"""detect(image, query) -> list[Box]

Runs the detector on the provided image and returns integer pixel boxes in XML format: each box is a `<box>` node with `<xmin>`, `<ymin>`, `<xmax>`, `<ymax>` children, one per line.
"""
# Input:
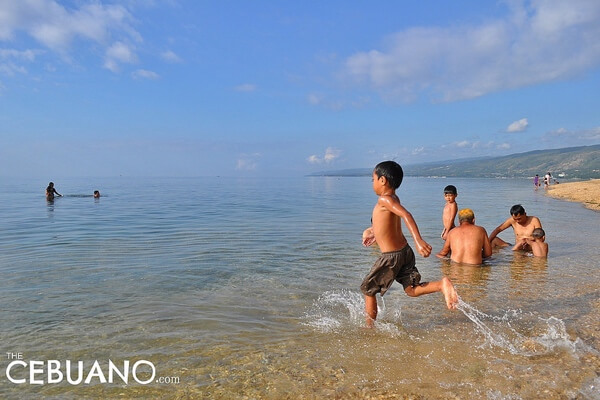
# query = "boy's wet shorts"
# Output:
<box><xmin>360</xmin><ymin>245</ymin><xmax>420</xmax><ymax>296</ymax></box>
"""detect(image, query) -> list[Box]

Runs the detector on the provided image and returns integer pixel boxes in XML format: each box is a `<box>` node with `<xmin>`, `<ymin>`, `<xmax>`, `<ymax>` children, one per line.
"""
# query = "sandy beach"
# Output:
<box><xmin>546</xmin><ymin>179</ymin><xmax>600</xmax><ymax>211</ymax></box>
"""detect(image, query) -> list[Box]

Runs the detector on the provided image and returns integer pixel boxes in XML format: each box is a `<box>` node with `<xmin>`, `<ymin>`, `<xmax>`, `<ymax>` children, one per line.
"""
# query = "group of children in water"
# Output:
<box><xmin>359</xmin><ymin>161</ymin><xmax>548</xmax><ymax>326</ymax></box>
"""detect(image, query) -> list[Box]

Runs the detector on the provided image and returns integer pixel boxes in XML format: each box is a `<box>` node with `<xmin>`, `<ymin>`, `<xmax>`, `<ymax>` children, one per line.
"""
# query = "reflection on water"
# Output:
<box><xmin>440</xmin><ymin>259</ymin><xmax>492</xmax><ymax>303</ymax></box>
<box><xmin>509</xmin><ymin>253</ymin><xmax>549</xmax><ymax>300</ymax></box>
<box><xmin>0</xmin><ymin>177</ymin><xmax>599</xmax><ymax>399</ymax></box>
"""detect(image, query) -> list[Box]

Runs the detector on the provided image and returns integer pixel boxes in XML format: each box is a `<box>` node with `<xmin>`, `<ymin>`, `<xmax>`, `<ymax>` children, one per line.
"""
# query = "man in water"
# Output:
<box><xmin>488</xmin><ymin>204</ymin><xmax>542</xmax><ymax>251</ymax></box>
<box><xmin>436</xmin><ymin>208</ymin><xmax>492</xmax><ymax>264</ymax></box>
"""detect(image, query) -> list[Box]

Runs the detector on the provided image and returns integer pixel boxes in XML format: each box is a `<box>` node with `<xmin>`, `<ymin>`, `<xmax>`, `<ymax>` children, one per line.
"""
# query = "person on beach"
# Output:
<box><xmin>45</xmin><ymin>182</ymin><xmax>62</xmax><ymax>201</ymax></box>
<box><xmin>361</xmin><ymin>161</ymin><xmax>458</xmax><ymax>327</ymax></box>
<box><xmin>517</xmin><ymin>227</ymin><xmax>548</xmax><ymax>257</ymax></box>
<box><xmin>93</xmin><ymin>190</ymin><xmax>100</xmax><ymax>198</ymax></box>
<box><xmin>436</xmin><ymin>208</ymin><xmax>492</xmax><ymax>265</ymax></box>
<box><xmin>441</xmin><ymin>185</ymin><xmax>458</xmax><ymax>240</ymax></box>
<box><xmin>488</xmin><ymin>204</ymin><xmax>542</xmax><ymax>251</ymax></box>
<box><xmin>533</xmin><ymin>175</ymin><xmax>540</xmax><ymax>190</ymax></box>
<box><xmin>544</xmin><ymin>172</ymin><xmax>552</xmax><ymax>189</ymax></box>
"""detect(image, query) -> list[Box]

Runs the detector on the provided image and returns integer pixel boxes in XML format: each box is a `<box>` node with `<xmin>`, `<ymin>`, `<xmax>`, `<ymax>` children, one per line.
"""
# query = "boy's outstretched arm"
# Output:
<box><xmin>378</xmin><ymin>195</ymin><xmax>432</xmax><ymax>257</ymax></box>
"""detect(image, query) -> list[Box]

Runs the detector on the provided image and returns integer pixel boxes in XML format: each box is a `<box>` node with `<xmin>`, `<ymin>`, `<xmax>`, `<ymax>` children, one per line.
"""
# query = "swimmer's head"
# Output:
<box><xmin>458</xmin><ymin>208</ymin><xmax>474</xmax><ymax>223</ymax></box>
<box><xmin>532</xmin><ymin>228</ymin><xmax>545</xmax><ymax>239</ymax></box>
<box><xmin>443</xmin><ymin>185</ymin><xmax>457</xmax><ymax>195</ymax></box>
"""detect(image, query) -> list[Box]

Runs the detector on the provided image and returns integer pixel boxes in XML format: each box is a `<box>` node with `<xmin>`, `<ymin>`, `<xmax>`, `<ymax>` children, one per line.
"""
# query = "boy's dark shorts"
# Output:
<box><xmin>360</xmin><ymin>245</ymin><xmax>420</xmax><ymax>296</ymax></box>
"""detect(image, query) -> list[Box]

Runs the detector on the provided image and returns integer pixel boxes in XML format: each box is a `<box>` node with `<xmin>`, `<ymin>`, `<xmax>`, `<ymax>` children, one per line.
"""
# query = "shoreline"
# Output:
<box><xmin>545</xmin><ymin>179</ymin><xmax>600</xmax><ymax>211</ymax></box>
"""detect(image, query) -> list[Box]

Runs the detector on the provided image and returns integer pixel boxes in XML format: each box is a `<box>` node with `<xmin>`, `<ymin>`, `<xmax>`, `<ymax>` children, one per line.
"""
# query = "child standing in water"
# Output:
<box><xmin>361</xmin><ymin>161</ymin><xmax>458</xmax><ymax>327</ymax></box>
<box><xmin>441</xmin><ymin>185</ymin><xmax>458</xmax><ymax>240</ymax></box>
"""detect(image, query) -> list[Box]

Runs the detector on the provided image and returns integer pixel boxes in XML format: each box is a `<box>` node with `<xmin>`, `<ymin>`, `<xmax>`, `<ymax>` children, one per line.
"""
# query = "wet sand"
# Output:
<box><xmin>545</xmin><ymin>179</ymin><xmax>600</xmax><ymax>211</ymax></box>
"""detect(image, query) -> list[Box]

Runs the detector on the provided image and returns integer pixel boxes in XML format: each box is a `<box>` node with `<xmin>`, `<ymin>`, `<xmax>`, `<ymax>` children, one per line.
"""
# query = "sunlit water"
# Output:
<box><xmin>0</xmin><ymin>176</ymin><xmax>598</xmax><ymax>399</ymax></box>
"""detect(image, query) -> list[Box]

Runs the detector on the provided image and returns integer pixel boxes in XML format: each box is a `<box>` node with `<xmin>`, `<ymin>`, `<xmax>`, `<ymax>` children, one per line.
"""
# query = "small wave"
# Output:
<box><xmin>457</xmin><ymin>298</ymin><xmax>597</xmax><ymax>358</ymax></box>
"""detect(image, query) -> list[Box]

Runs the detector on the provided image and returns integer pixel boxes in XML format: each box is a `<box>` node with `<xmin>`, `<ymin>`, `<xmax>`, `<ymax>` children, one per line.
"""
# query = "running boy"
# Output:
<box><xmin>361</xmin><ymin>161</ymin><xmax>458</xmax><ymax>327</ymax></box>
<box><xmin>441</xmin><ymin>185</ymin><xmax>458</xmax><ymax>240</ymax></box>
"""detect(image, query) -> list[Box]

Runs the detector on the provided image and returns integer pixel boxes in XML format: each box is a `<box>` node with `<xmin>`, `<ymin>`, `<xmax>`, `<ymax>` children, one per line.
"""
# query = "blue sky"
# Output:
<box><xmin>1</xmin><ymin>0</ymin><xmax>599</xmax><ymax>178</ymax></box>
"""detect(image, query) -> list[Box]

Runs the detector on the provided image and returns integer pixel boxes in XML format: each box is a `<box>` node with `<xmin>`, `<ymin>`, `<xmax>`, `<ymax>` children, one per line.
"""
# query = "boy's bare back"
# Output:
<box><xmin>527</xmin><ymin>238</ymin><xmax>548</xmax><ymax>257</ymax></box>
<box><xmin>442</xmin><ymin>202</ymin><xmax>458</xmax><ymax>240</ymax></box>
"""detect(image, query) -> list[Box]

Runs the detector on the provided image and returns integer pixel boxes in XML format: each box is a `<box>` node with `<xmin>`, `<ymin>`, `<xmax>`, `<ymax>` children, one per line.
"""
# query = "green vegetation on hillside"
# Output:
<box><xmin>310</xmin><ymin>145</ymin><xmax>600</xmax><ymax>179</ymax></box>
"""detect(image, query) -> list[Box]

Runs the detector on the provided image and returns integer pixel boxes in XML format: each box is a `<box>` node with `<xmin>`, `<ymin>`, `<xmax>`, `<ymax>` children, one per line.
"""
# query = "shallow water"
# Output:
<box><xmin>0</xmin><ymin>176</ymin><xmax>598</xmax><ymax>399</ymax></box>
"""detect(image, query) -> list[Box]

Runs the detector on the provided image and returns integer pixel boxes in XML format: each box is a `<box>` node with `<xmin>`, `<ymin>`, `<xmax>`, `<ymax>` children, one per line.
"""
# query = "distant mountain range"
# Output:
<box><xmin>309</xmin><ymin>144</ymin><xmax>600</xmax><ymax>180</ymax></box>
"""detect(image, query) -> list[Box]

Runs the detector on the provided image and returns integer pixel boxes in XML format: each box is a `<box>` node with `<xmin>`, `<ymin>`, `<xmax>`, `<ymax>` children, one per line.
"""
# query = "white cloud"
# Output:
<box><xmin>544</xmin><ymin>126</ymin><xmax>600</xmax><ymax>141</ymax></box>
<box><xmin>497</xmin><ymin>143</ymin><xmax>511</xmax><ymax>150</ymax></box>
<box><xmin>0</xmin><ymin>48</ymin><xmax>37</xmax><ymax>61</ymax></box>
<box><xmin>305</xmin><ymin>92</ymin><xmax>348</xmax><ymax>111</ymax></box>
<box><xmin>411</xmin><ymin>146</ymin><xmax>425</xmax><ymax>155</ymax></box>
<box><xmin>0</xmin><ymin>49</ymin><xmax>39</xmax><ymax>76</ymax></box>
<box><xmin>234</xmin><ymin>83</ymin><xmax>257</xmax><ymax>92</ymax></box>
<box><xmin>342</xmin><ymin>0</ymin><xmax>600</xmax><ymax>102</ymax></box>
<box><xmin>161</xmin><ymin>50</ymin><xmax>181</xmax><ymax>63</ymax></box>
<box><xmin>132</xmin><ymin>69</ymin><xmax>159</xmax><ymax>80</ymax></box>
<box><xmin>0</xmin><ymin>0</ymin><xmax>140</xmax><ymax>72</ymax></box>
<box><xmin>307</xmin><ymin>147</ymin><xmax>341</xmax><ymax>164</ymax></box>
<box><xmin>0</xmin><ymin>62</ymin><xmax>26</xmax><ymax>76</ymax></box>
<box><xmin>455</xmin><ymin>140</ymin><xmax>473</xmax><ymax>148</ymax></box>
<box><xmin>307</xmin><ymin>155</ymin><xmax>320</xmax><ymax>164</ymax></box>
<box><xmin>507</xmin><ymin>118</ymin><xmax>529</xmax><ymax>132</ymax></box>
<box><xmin>104</xmin><ymin>41</ymin><xmax>137</xmax><ymax>72</ymax></box>
<box><xmin>236</xmin><ymin>153</ymin><xmax>262</xmax><ymax>171</ymax></box>
<box><xmin>307</xmin><ymin>93</ymin><xmax>321</xmax><ymax>105</ymax></box>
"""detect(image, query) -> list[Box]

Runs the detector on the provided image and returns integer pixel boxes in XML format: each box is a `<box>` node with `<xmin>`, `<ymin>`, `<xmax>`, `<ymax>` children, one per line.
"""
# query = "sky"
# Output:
<box><xmin>1</xmin><ymin>0</ymin><xmax>600</xmax><ymax>178</ymax></box>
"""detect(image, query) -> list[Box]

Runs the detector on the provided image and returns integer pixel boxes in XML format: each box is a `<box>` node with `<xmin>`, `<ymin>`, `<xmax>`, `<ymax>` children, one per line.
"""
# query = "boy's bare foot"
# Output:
<box><xmin>441</xmin><ymin>277</ymin><xmax>458</xmax><ymax>310</ymax></box>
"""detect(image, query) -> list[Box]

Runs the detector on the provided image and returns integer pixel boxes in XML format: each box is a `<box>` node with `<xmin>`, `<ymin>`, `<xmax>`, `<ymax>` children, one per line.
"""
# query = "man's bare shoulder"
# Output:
<box><xmin>530</xmin><ymin>216</ymin><xmax>542</xmax><ymax>225</ymax></box>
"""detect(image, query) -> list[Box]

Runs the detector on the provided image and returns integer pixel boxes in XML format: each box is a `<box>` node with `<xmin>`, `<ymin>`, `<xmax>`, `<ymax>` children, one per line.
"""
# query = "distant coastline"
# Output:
<box><xmin>546</xmin><ymin>179</ymin><xmax>600</xmax><ymax>211</ymax></box>
<box><xmin>309</xmin><ymin>144</ymin><xmax>600</xmax><ymax>180</ymax></box>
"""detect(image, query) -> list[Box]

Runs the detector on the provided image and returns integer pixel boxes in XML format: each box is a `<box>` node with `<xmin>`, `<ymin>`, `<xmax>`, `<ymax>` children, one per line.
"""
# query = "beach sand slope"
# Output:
<box><xmin>546</xmin><ymin>179</ymin><xmax>600</xmax><ymax>211</ymax></box>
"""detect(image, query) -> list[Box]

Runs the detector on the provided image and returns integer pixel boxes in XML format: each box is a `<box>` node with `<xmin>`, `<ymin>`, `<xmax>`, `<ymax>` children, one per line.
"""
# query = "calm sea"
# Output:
<box><xmin>0</xmin><ymin>176</ymin><xmax>598</xmax><ymax>399</ymax></box>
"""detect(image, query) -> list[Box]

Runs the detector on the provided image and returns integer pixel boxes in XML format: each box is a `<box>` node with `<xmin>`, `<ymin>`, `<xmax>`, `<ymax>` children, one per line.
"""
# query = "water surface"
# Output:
<box><xmin>0</xmin><ymin>177</ymin><xmax>598</xmax><ymax>399</ymax></box>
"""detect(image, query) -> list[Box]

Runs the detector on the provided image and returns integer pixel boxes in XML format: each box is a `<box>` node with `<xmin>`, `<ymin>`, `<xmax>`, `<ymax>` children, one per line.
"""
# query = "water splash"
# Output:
<box><xmin>457</xmin><ymin>298</ymin><xmax>596</xmax><ymax>358</ymax></box>
<box><xmin>302</xmin><ymin>290</ymin><xmax>403</xmax><ymax>335</ymax></box>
